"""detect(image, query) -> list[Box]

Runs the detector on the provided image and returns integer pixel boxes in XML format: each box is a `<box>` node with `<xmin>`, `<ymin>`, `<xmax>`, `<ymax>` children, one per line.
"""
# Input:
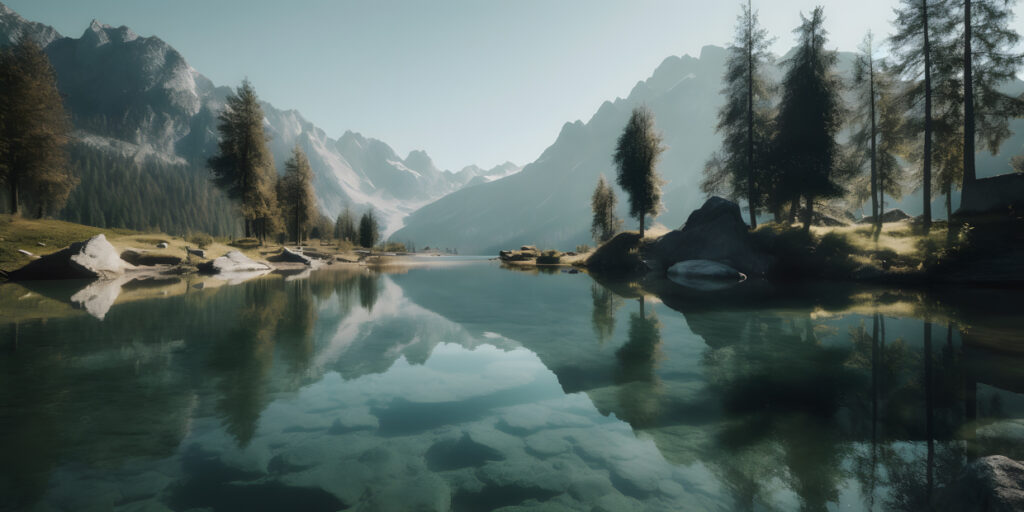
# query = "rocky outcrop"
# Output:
<box><xmin>499</xmin><ymin>246</ymin><xmax>541</xmax><ymax>262</ymax></box>
<box><xmin>585</xmin><ymin>233</ymin><xmax>644</xmax><ymax>275</ymax></box>
<box><xmin>196</xmin><ymin>251</ymin><xmax>270</xmax><ymax>275</ymax></box>
<box><xmin>646</xmin><ymin>197</ymin><xmax>773</xmax><ymax>276</ymax></box>
<box><xmin>937</xmin><ymin>455</ymin><xmax>1024</xmax><ymax>512</ymax></box>
<box><xmin>8</xmin><ymin>234</ymin><xmax>134</xmax><ymax>281</ymax></box>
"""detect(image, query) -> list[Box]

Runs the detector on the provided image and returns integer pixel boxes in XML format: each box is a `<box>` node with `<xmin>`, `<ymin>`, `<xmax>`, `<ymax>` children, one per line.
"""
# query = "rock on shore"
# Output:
<box><xmin>197</xmin><ymin>251</ymin><xmax>271</xmax><ymax>274</ymax></box>
<box><xmin>8</xmin><ymin>234</ymin><xmax>135</xmax><ymax>281</ymax></box>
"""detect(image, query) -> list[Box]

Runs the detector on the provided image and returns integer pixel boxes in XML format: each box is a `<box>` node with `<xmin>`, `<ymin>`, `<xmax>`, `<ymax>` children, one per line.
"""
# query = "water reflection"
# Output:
<box><xmin>0</xmin><ymin>264</ymin><xmax>1022</xmax><ymax>511</ymax></box>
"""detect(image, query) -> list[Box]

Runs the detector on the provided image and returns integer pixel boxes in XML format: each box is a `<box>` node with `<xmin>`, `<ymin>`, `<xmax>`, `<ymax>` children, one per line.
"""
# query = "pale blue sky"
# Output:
<box><xmin>6</xmin><ymin>1</ymin><xmax>1022</xmax><ymax>170</ymax></box>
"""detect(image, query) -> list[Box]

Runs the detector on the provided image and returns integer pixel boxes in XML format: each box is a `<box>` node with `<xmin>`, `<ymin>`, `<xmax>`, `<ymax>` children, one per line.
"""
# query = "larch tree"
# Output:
<box><xmin>613</xmin><ymin>106</ymin><xmax>665</xmax><ymax>239</ymax></box>
<box><xmin>208</xmin><ymin>79</ymin><xmax>278</xmax><ymax>244</ymax></box>
<box><xmin>772</xmin><ymin>7</ymin><xmax>844</xmax><ymax>230</ymax></box>
<box><xmin>703</xmin><ymin>0</ymin><xmax>774</xmax><ymax>228</ymax></box>
<box><xmin>590</xmin><ymin>174</ymin><xmax>620</xmax><ymax>244</ymax></box>
<box><xmin>0</xmin><ymin>35</ymin><xmax>74</xmax><ymax>216</ymax></box>
<box><xmin>850</xmin><ymin>32</ymin><xmax>884</xmax><ymax>229</ymax></box>
<box><xmin>278</xmin><ymin>145</ymin><xmax>318</xmax><ymax>245</ymax></box>
<box><xmin>890</xmin><ymin>0</ymin><xmax>952</xmax><ymax>234</ymax></box>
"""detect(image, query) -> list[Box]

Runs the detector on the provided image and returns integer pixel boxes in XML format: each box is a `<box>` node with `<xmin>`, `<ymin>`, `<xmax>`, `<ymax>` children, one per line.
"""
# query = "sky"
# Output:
<box><xmin>5</xmin><ymin>0</ymin><xmax>1023</xmax><ymax>171</ymax></box>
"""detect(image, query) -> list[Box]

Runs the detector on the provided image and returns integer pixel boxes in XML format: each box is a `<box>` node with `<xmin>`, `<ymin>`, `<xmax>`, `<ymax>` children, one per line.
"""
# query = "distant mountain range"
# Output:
<box><xmin>394</xmin><ymin>47</ymin><xmax>1024</xmax><ymax>254</ymax></box>
<box><xmin>0</xmin><ymin>2</ymin><xmax>519</xmax><ymax>235</ymax></box>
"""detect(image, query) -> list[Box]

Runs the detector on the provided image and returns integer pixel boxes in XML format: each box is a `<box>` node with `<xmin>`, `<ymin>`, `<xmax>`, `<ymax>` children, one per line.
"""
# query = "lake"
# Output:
<box><xmin>2</xmin><ymin>260</ymin><xmax>1023</xmax><ymax>511</ymax></box>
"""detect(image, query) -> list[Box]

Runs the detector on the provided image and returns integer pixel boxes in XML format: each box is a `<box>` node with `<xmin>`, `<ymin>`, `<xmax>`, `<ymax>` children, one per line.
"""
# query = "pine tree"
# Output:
<box><xmin>851</xmin><ymin>32</ymin><xmax>884</xmax><ymax>229</ymax></box>
<box><xmin>890</xmin><ymin>0</ymin><xmax>953</xmax><ymax>233</ymax></box>
<box><xmin>772</xmin><ymin>7</ymin><xmax>844</xmax><ymax>230</ymax></box>
<box><xmin>590</xmin><ymin>175</ymin><xmax>620</xmax><ymax>244</ymax></box>
<box><xmin>950</xmin><ymin>0</ymin><xmax>1024</xmax><ymax>192</ymax></box>
<box><xmin>358</xmin><ymin>209</ymin><xmax>379</xmax><ymax>249</ymax></box>
<box><xmin>702</xmin><ymin>0</ymin><xmax>774</xmax><ymax>228</ymax></box>
<box><xmin>334</xmin><ymin>204</ymin><xmax>357</xmax><ymax>242</ymax></box>
<box><xmin>208</xmin><ymin>79</ymin><xmax>278</xmax><ymax>243</ymax></box>
<box><xmin>278</xmin><ymin>145</ymin><xmax>318</xmax><ymax>245</ymax></box>
<box><xmin>613</xmin><ymin>106</ymin><xmax>665</xmax><ymax>239</ymax></box>
<box><xmin>0</xmin><ymin>35</ymin><xmax>74</xmax><ymax>216</ymax></box>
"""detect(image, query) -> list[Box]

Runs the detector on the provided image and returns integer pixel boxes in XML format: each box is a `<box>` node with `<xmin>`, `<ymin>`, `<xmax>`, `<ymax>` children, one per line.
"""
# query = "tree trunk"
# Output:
<box><xmin>869</xmin><ymin>58</ymin><xmax>879</xmax><ymax>230</ymax></box>
<box><xmin>788</xmin><ymin>196</ymin><xmax>799</xmax><ymax>225</ymax></box>
<box><xmin>10</xmin><ymin>177</ymin><xmax>18</xmax><ymax>215</ymax></box>
<box><xmin>963</xmin><ymin>0</ymin><xmax>976</xmax><ymax>193</ymax></box>
<box><xmin>746</xmin><ymin>9</ymin><xmax>757</xmax><ymax>229</ymax></box>
<box><xmin>922</xmin><ymin>0</ymin><xmax>933</xmax><ymax>235</ymax></box>
<box><xmin>639</xmin><ymin>213</ymin><xmax>645</xmax><ymax>240</ymax></box>
<box><xmin>802</xmin><ymin>196</ymin><xmax>813</xmax><ymax>231</ymax></box>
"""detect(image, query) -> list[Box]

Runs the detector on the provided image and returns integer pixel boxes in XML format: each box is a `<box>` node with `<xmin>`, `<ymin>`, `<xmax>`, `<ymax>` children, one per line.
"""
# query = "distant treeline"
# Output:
<box><xmin>58</xmin><ymin>145</ymin><xmax>239</xmax><ymax>237</ymax></box>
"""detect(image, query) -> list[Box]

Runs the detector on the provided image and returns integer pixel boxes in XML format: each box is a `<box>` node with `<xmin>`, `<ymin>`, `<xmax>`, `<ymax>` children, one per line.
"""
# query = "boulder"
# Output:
<box><xmin>186</xmin><ymin>247</ymin><xmax>206</xmax><ymax>258</ymax></box>
<box><xmin>120</xmin><ymin>248</ymin><xmax>182</xmax><ymax>266</ymax></box>
<box><xmin>268</xmin><ymin>247</ymin><xmax>313</xmax><ymax>265</ymax></box>
<box><xmin>858</xmin><ymin>208</ymin><xmax>912</xmax><ymax>224</ymax></box>
<box><xmin>196</xmin><ymin>251</ymin><xmax>270</xmax><ymax>274</ymax></box>
<box><xmin>499</xmin><ymin>246</ymin><xmax>541</xmax><ymax>262</ymax></box>
<box><xmin>937</xmin><ymin>455</ymin><xmax>1024</xmax><ymax>512</ymax></box>
<box><xmin>585</xmin><ymin>232</ymin><xmax>644</xmax><ymax>275</ymax></box>
<box><xmin>9</xmin><ymin>234</ymin><xmax>135</xmax><ymax>281</ymax></box>
<box><xmin>646</xmin><ymin>197</ymin><xmax>773</xmax><ymax>276</ymax></box>
<box><xmin>156</xmin><ymin>242</ymin><xmax>169</xmax><ymax>249</ymax></box>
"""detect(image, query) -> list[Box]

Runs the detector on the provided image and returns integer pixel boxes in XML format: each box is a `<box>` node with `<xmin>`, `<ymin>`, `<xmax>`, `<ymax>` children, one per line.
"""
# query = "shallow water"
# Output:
<box><xmin>1</xmin><ymin>261</ymin><xmax>1022</xmax><ymax>511</ymax></box>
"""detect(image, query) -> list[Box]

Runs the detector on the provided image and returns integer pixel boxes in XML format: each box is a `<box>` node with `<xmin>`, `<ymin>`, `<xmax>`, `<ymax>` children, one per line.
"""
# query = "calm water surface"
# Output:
<box><xmin>1</xmin><ymin>260</ymin><xmax>1023</xmax><ymax>511</ymax></box>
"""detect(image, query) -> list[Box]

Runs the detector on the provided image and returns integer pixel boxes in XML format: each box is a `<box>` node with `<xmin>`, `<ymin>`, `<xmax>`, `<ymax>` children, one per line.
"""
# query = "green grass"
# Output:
<box><xmin>0</xmin><ymin>214</ymin><xmax>136</xmax><ymax>273</ymax></box>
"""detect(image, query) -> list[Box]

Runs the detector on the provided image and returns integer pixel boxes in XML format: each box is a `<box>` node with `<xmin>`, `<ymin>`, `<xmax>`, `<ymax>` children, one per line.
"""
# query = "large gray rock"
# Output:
<box><xmin>269</xmin><ymin>247</ymin><xmax>313</xmax><ymax>265</ymax></box>
<box><xmin>196</xmin><ymin>251</ymin><xmax>270</xmax><ymax>274</ymax></box>
<box><xmin>8</xmin><ymin>234</ymin><xmax>135</xmax><ymax>281</ymax></box>
<box><xmin>646</xmin><ymin>197</ymin><xmax>772</xmax><ymax>276</ymax></box>
<box><xmin>937</xmin><ymin>455</ymin><xmax>1024</xmax><ymax>512</ymax></box>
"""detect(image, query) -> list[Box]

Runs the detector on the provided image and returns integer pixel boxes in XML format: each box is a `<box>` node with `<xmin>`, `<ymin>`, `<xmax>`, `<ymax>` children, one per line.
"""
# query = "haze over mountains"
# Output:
<box><xmin>0</xmin><ymin>2</ymin><xmax>519</xmax><ymax>235</ymax></box>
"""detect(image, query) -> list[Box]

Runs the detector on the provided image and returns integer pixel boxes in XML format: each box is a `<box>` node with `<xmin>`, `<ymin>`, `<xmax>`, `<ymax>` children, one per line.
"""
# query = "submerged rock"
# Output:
<box><xmin>667</xmin><ymin>260</ymin><xmax>746</xmax><ymax>291</ymax></box>
<box><xmin>937</xmin><ymin>455</ymin><xmax>1024</xmax><ymax>512</ymax></box>
<box><xmin>197</xmin><ymin>251</ymin><xmax>270</xmax><ymax>275</ymax></box>
<box><xmin>9</xmin><ymin>234</ymin><xmax>135</xmax><ymax>281</ymax></box>
<box><xmin>646</xmin><ymin>197</ymin><xmax>772</xmax><ymax>276</ymax></box>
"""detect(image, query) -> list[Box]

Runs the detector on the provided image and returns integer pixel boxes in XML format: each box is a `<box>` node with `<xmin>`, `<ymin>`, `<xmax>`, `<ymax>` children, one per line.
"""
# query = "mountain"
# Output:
<box><xmin>0</xmin><ymin>2</ymin><xmax>519</xmax><ymax>236</ymax></box>
<box><xmin>394</xmin><ymin>46</ymin><xmax>1024</xmax><ymax>254</ymax></box>
<box><xmin>393</xmin><ymin>47</ymin><xmax>729</xmax><ymax>254</ymax></box>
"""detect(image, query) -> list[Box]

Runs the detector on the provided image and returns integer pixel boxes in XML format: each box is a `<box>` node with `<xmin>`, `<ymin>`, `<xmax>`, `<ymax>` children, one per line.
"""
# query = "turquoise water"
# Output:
<box><xmin>1</xmin><ymin>261</ymin><xmax>1022</xmax><ymax>511</ymax></box>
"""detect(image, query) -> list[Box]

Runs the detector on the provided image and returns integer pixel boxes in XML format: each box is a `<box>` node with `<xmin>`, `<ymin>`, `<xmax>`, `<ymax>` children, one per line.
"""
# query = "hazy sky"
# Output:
<box><xmin>6</xmin><ymin>1</ymin><xmax>1023</xmax><ymax>170</ymax></box>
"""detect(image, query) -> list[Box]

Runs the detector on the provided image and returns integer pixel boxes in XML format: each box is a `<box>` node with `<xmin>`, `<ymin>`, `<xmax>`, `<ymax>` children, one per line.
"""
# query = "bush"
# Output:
<box><xmin>575</xmin><ymin>244</ymin><xmax>592</xmax><ymax>254</ymax></box>
<box><xmin>189</xmin><ymin>232</ymin><xmax>214</xmax><ymax>249</ymax></box>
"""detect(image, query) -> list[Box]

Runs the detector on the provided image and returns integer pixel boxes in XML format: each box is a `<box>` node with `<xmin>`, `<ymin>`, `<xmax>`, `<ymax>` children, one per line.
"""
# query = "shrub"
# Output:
<box><xmin>575</xmin><ymin>244</ymin><xmax>592</xmax><ymax>254</ymax></box>
<box><xmin>189</xmin><ymin>232</ymin><xmax>214</xmax><ymax>249</ymax></box>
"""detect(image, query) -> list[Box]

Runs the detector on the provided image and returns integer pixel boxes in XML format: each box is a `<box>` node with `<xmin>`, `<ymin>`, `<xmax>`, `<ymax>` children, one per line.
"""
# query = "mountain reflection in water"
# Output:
<box><xmin>1</xmin><ymin>261</ymin><xmax>1022</xmax><ymax>511</ymax></box>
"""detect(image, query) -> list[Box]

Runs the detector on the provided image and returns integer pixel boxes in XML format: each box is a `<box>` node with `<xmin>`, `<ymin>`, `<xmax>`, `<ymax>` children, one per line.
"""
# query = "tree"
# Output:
<box><xmin>278</xmin><ymin>145</ymin><xmax>318</xmax><ymax>245</ymax></box>
<box><xmin>956</xmin><ymin>0</ymin><xmax>1024</xmax><ymax>192</ymax></box>
<box><xmin>613</xmin><ymin>106</ymin><xmax>665</xmax><ymax>238</ymax></box>
<box><xmin>590</xmin><ymin>174</ymin><xmax>620</xmax><ymax>244</ymax></box>
<box><xmin>890</xmin><ymin>0</ymin><xmax>953</xmax><ymax>234</ymax></box>
<box><xmin>358</xmin><ymin>209</ymin><xmax>379</xmax><ymax>249</ymax></box>
<box><xmin>703</xmin><ymin>0</ymin><xmax>774</xmax><ymax>228</ymax></box>
<box><xmin>772</xmin><ymin>7</ymin><xmax>844</xmax><ymax>230</ymax></box>
<box><xmin>208</xmin><ymin>79</ymin><xmax>278</xmax><ymax>244</ymax></box>
<box><xmin>851</xmin><ymin>32</ymin><xmax>883</xmax><ymax>229</ymax></box>
<box><xmin>335</xmin><ymin>204</ymin><xmax>357</xmax><ymax>242</ymax></box>
<box><xmin>0</xmin><ymin>36</ymin><xmax>74</xmax><ymax>216</ymax></box>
